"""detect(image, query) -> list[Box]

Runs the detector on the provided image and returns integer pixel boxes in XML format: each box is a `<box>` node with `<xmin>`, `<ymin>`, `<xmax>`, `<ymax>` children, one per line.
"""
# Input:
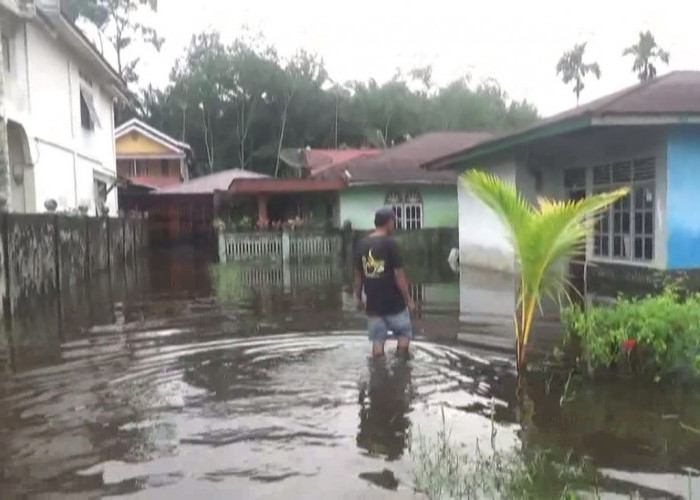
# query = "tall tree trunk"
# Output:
<box><xmin>334</xmin><ymin>95</ymin><xmax>339</xmax><ymax>149</ymax></box>
<box><xmin>208</xmin><ymin>114</ymin><xmax>214</xmax><ymax>173</ymax></box>
<box><xmin>0</xmin><ymin>22</ymin><xmax>11</xmax><ymax>211</ymax></box>
<box><xmin>180</xmin><ymin>105</ymin><xmax>186</xmax><ymax>141</ymax></box>
<box><xmin>238</xmin><ymin>102</ymin><xmax>245</xmax><ymax>169</ymax></box>
<box><xmin>274</xmin><ymin>98</ymin><xmax>291</xmax><ymax>178</ymax></box>
<box><xmin>201</xmin><ymin>106</ymin><xmax>214</xmax><ymax>173</ymax></box>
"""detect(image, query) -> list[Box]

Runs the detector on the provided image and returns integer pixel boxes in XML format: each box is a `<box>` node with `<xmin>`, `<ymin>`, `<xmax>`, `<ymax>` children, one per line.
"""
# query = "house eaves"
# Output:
<box><xmin>36</xmin><ymin>8</ymin><xmax>127</xmax><ymax>100</ymax></box>
<box><xmin>116</xmin><ymin>118</ymin><xmax>191</xmax><ymax>154</ymax></box>
<box><xmin>424</xmin><ymin>116</ymin><xmax>592</xmax><ymax>169</ymax></box>
<box><xmin>425</xmin><ymin>111</ymin><xmax>700</xmax><ymax>170</ymax></box>
<box><xmin>424</xmin><ymin>71</ymin><xmax>700</xmax><ymax>170</ymax></box>
<box><xmin>590</xmin><ymin>112</ymin><xmax>700</xmax><ymax>126</ymax></box>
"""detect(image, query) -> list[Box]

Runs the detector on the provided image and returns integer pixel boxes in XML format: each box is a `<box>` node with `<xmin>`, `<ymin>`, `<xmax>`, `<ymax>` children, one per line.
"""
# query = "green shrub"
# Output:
<box><xmin>562</xmin><ymin>285</ymin><xmax>700</xmax><ymax>378</ymax></box>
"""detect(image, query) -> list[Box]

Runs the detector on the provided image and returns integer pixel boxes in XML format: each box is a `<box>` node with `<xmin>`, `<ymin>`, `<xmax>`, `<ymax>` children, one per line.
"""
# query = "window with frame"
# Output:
<box><xmin>94</xmin><ymin>179</ymin><xmax>107</xmax><ymax>212</ymax></box>
<box><xmin>79</xmin><ymin>86</ymin><xmax>101</xmax><ymax>131</ymax></box>
<box><xmin>592</xmin><ymin>157</ymin><xmax>655</xmax><ymax>262</ymax></box>
<box><xmin>161</xmin><ymin>159</ymin><xmax>169</xmax><ymax>177</ymax></box>
<box><xmin>385</xmin><ymin>190</ymin><xmax>423</xmax><ymax>230</ymax></box>
<box><xmin>134</xmin><ymin>161</ymin><xmax>147</xmax><ymax>176</ymax></box>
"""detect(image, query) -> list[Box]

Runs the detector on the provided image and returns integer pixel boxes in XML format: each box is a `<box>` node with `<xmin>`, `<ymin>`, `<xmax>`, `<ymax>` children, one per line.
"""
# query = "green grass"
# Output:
<box><xmin>410</xmin><ymin>410</ymin><xmax>599</xmax><ymax>499</ymax></box>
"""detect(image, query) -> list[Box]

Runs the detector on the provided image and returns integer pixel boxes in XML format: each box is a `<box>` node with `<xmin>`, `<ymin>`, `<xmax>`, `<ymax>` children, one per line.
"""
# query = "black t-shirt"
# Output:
<box><xmin>355</xmin><ymin>234</ymin><xmax>405</xmax><ymax>316</ymax></box>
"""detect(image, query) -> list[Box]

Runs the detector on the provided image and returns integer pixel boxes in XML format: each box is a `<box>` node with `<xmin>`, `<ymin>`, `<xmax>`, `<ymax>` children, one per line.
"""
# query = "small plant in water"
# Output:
<box><xmin>560</xmin><ymin>371</ymin><xmax>576</xmax><ymax>407</ymax></box>
<box><xmin>461</xmin><ymin>170</ymin><xmax>627</xmax><ymax>372</ymax></box>
<box><xmin>411</xmin><ymin>407</ymin><xmax>599</xmax><ymax>499</ymax></box>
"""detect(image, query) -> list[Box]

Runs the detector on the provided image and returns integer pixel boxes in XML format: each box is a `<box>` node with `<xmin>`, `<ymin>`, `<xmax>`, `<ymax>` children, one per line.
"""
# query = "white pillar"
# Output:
<box><xmin>218</xmin><ymin>229</ymin><xmax>226</xmax><ymax>263</ymax></box>
<box><xmin>282</xmin><ymin>230</ymin><xmax>290</xmax><ymax>264</ymax></box>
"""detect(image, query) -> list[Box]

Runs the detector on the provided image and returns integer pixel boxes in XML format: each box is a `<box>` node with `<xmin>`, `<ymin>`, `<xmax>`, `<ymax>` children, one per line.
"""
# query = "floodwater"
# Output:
<box><xmin>0</xmin><ymin>248</ymin><xmax>698</xmax><ymax>499</ymax></box>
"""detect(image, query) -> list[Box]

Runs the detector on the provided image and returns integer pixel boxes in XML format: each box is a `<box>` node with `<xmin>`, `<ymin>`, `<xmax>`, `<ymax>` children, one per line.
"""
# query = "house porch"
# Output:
<box><xmin>218</xmin><ymin>177</ymin><xmax>344</xmax><ymax>231</ymax></box>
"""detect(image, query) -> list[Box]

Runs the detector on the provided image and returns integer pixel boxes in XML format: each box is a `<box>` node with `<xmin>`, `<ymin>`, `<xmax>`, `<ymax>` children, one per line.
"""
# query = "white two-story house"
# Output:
<box><xmin>0</xmin><ymin>0</ymin><xmax>125</xmax><ymax>213</ymax></box>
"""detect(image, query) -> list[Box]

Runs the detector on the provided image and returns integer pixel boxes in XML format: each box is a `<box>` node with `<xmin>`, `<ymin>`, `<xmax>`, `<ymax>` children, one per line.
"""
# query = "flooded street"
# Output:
<box><xmin>0</xmin><ymin>248</ymin><xmax>699</xmax><ymax>498</ymax></box>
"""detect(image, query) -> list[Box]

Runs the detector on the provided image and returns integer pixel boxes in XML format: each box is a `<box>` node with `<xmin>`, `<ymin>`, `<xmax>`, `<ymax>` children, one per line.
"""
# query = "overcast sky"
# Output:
<box><xmin>112</xmin><ymin>0</ymin><xmax>700</xmax><ymax>117</ymax></box>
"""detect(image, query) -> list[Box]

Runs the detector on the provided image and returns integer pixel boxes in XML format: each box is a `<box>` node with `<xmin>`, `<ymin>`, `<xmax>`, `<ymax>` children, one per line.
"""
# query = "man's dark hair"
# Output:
<box><xmin>374</xmin><ymin>207</ymin><xmax>395</xmax><ymax>228</ymax></box>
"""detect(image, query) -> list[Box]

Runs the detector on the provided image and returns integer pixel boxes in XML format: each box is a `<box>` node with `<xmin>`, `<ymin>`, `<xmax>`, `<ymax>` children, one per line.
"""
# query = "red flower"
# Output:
<box><xmin>621</xmin><ymin>339</ymin><xmax>637</xmax><ymax>353</ymax></box>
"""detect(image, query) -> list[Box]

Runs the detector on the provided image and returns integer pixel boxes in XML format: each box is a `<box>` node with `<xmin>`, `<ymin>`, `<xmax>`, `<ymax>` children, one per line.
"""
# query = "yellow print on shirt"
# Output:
<box><xmin>362</xmin><ymin>249</ymin><xmax>385</xmax><ymax>278</ymax></box>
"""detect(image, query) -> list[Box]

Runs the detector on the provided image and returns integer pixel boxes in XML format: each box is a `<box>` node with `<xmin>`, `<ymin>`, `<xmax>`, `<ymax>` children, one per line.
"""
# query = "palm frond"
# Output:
<box><xmin>461</xmin><ymin>169</ymin><xmax>628</xmax><ymax>369</ymax></box>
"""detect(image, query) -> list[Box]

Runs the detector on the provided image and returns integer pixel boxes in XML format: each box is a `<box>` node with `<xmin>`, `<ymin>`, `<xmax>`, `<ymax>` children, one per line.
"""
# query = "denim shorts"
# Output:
<box><xmin>367</xmin><ymin>308</ymin><xmax>413</xmax><ymax>342</ymax></box>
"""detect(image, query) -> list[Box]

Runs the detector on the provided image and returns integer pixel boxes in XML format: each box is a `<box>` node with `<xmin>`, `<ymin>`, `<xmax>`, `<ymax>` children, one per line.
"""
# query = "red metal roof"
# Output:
<box><xmin>157</xmin><ymin>169</ymin><xmax>269</xmax><ymax>195</ymax></box>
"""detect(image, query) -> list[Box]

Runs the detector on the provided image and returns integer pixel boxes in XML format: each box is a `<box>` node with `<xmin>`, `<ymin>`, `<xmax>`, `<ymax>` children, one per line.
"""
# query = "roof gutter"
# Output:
<box><xmin>423</xmin><ymin>115</ymin><xmax>592</xmax><ymax>170</ymax></box>
<box><xmin>591</xmin><ymin>112</ymin><xmax>700</xmax><ymax>126</ymax></box>
<box><xmin>348</xmin><ymin>179</ymin><xmax>456</xmax><ymax>187</ymax></box>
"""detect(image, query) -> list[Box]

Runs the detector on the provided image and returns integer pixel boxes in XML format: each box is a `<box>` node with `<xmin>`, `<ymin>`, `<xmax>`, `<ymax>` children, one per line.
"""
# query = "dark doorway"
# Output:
<box><xmin>267</xmin><ymin>195</ymin><xmax>300</xmax><ymax>223</ymax></box>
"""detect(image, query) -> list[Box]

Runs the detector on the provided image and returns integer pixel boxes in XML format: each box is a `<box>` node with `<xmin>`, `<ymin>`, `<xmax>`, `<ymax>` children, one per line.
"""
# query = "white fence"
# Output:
<box><xmin>221</xmin><ymin>232</ymin><xmax>283</xmax><ymax>262</ymax></box>
<box><xmin>219</xmin><ymin>230</ymin><xmax>342</xmax><ymax>263</ymax></box>
<box><xmin>290</xmin><ymin>233</ymin><xmax>342</xmax><ymax>259</ymax></box>
<box><xmin>225</xmin><ymin>263</ymin><xmax>340</xmax><ymax>289</ymax></box>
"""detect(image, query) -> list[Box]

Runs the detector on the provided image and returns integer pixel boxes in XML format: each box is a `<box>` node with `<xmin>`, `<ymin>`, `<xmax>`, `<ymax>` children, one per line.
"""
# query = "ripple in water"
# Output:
<box><xmin>0</xmin><ymin>327</ymin><xmax>517</xmax><ymax>498</ymax></box>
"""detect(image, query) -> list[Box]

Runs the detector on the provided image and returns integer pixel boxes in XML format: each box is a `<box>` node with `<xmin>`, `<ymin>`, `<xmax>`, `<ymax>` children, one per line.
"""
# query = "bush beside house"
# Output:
<box><xmin>563</xmin><ymin>284</ymin><xmax>700</xmax><ymax>379</ymax></box>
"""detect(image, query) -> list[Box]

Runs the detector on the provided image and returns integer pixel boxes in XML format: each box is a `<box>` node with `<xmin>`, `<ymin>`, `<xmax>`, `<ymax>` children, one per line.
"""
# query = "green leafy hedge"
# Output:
<box><xmin>562</xmin><ymin>285</ymin><xmax>700</xmax><ymax>378</ymax></box>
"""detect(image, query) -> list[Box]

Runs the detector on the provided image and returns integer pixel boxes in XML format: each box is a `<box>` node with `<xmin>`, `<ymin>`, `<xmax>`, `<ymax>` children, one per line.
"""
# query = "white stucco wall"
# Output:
<box><xmin>457</xmin><ymin>154</ymin><xmax>518</xmax><ymax>272</ymax></box>
<box><xmin>1</xmin><ymin>13</ymin><xmax>118</xmax><ymax>214</ymax></box>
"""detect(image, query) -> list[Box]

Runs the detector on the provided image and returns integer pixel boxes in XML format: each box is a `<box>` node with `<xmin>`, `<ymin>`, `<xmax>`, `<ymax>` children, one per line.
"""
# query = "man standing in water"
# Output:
<box><xmin>354</xmin><ymin>207</ymin><xmax>416</xmax><ymax>357</ymax></box>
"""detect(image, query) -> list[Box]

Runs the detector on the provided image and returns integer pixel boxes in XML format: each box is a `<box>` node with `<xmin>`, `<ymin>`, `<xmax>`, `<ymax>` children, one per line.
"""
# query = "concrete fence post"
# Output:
<box><xmin>106</xmin><ymin>216</ymin><xmax>112</xmax><ymax>275</ymax></box>
<box><xmin>84</xmin><ymin>216</ymin><xmax>90</xmax><ymax>280</ymax></box>
<box><xmin>122</xmin><ymin>217</ymin><xmax>127</xmax><ymax>262</ymax></box>
<box><xmin>53</xmin><ymin>214</ymin><xmax>60</xmax><ymax>294</ymax></box>
<box><xmin>282</xmin><ymin>230</ymin><xmax>290</xmax><ymax>265</ymax></box>
<box><xmin>217</xmin><ymin>229</ymin><xmax>226</xmax><ymax>263</ymax></box>
<box><xmin>1</xmin><ymin>213</ymin><xmax>9</xmax><ymax>317</ymax></box>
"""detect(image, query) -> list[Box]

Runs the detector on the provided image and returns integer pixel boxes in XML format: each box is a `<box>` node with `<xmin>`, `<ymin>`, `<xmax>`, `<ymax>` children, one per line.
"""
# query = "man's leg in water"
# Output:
<box><xmin>387</xmin><ymin>308</ymin><xmax>413</xmax><ymax>357</ymax></box>
<box><xmin>367</xmin><ymin>315</ymin><xmax>389</xmax><ymax>357</ymax></box>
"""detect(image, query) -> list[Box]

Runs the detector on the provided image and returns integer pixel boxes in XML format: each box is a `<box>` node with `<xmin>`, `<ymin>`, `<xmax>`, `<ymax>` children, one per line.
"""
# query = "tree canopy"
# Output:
<box><xmin>140</xmin><ymin>33</ymin><xmax>539</xmax><ymax>177</ymax></box>
<box><xmin>556</xmin><ymin>43</ymin><xmax>601</xmax><ymax>106</ymax></box>
<box><xmin>623</xmin><ymin>31</ymin><xmax>670</xmax><ymax>81</ymax></box>
<box><xmin>63</xmin><ymin>0</ymin><xmax>162</xmax><ymax>85</ymax></box>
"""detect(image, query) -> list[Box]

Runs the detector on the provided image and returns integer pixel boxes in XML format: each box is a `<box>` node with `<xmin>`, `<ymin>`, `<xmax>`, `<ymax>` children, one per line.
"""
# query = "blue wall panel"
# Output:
<box><xmin>667</xmin><ymin>126</ymin><xmax>700</xmax><ymax>269</ymax></box>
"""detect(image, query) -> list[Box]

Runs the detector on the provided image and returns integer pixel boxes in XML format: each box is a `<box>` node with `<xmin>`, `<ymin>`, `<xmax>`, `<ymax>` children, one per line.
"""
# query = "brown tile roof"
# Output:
<box><xmin>552</xmin><ymin>70</ymin><xmax>700</xmax><ymax>117</ymax></box>
<box><xmin>127</xmin><ymin>176</ymin><xmax>182</xmax><ymax>190</ymax></box>
<box><xmin>425</xmin><ymin>71</ymin><xmax>700</xmax><ymax>169</ymax></box>
<box><xmin>305</xmin><ymin>149</ymin><xmax>380</xmax><ymax>174</ymax></box>
<box><xmin>157</xmin><ymin>169</ymin><xmax>269</xmax><ymax>194</ymax></box>
<box><xmin>314</xmin><ymin>132</ymin><xmax>493</xmax><ymax>184</ymax></box>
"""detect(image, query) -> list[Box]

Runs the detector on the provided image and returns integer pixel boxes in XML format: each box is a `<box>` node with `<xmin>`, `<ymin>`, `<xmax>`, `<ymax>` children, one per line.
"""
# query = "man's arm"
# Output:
<box><xmin>388</xmin><ymin>238</ymin><xmax>414</xmax><ymax>312</ymax></box>
<box><xmin>354</xmin><ymin>268</ymin><xmax>364</xmax><ymax>309</ymax></box>
<box><xmin>394</xmin><ymin>268</ymin><xmax>415</xmax><ymax>313</ymax></box>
